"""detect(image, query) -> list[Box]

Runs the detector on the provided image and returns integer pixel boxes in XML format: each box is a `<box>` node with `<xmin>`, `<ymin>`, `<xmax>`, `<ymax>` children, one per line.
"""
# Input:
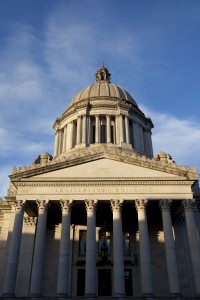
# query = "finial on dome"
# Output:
<box><xmin>95</xmin><ymin>65</ymin><xmax>111</xmax><ymax>82</ymax></box>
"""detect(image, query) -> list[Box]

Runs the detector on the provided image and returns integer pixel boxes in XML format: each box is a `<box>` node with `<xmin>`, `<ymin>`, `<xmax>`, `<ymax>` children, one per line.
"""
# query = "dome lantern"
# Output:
<box><xmin>95</xmin><ymin>65</ymin><xmax>111</xmax><ymax>82</ymax></box>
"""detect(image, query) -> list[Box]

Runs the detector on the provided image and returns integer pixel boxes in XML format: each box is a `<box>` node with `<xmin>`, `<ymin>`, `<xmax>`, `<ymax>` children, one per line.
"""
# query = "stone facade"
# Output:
<box><xmin>0</xmin><ymin>66</ymin><xmax>199</xmax><ymax>299</ymax></box>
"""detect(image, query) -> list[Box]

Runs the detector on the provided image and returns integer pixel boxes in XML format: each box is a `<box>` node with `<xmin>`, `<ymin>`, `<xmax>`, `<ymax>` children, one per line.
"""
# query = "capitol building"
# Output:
<box><xmin>0</xmin><ymin>66</ymin><xmax>200</xmax><ymax>299</ymax></box>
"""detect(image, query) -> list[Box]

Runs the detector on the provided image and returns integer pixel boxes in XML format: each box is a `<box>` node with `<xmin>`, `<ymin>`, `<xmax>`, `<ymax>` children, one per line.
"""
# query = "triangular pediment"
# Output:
<box><xmin>31</xmin><ymin>157</ymin><xmax>182</xmax><ymax>180</ymax></box>
<box><xmin>10</xmin><ymin>145</ymin><xmax>198</xmax><ymax>182</ymax></box>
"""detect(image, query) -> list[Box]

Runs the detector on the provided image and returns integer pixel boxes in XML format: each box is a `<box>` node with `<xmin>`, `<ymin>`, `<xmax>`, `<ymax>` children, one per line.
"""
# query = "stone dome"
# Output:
<box><xmin>68</xmin><ymin>65</ymin><xmax>138</xmax><ymax>108</ymax></box>
<box><xmin>69</xmin><ymin>82</ymin><xmax>138</xmax><ymax>108</ymax></box>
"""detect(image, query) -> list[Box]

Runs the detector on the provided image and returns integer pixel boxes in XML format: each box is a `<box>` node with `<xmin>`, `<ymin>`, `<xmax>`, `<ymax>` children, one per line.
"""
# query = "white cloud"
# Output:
<box><xmin>141</xmin><ymin>104</ymin><xmax>200</xmax><ymax>171</ymax></box>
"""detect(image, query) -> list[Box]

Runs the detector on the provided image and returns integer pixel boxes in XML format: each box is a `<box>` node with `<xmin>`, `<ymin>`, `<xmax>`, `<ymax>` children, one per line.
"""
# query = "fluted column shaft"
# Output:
<box><xmin>62</xmin><ymin>125</ymin><xmax>67</xmax><ymax>152</ymax></box>
<box><xmin>119</xmin><ymin>115</ymin><xmax>124</xmax><ymax>143</ymax></box>
<box><xmin>57</xmin><ymin>200</ymin><xmax>72</xmax><ymax>295</ymax></box>
<box><xmin>95</xmin><ymin>115</ymin><xmax>100</xmax><ymax>143</ymax></box>
<box><xmin>76</xmin><ymin>116</ymin><xmax>82</xmax><ymax>145</ymax></box>
<box><xmin>183</xmin><ymin>200</ymin><xmax>200</xmax><ymax>295</ymax></box>
<box><xmin>160</xmin><ymin>200</ymin><xmax>181</xmax><ymax>295</ymax></box>
<box><xmin>139</xmin><ymin>125</ymin><xmax>145</xmax><ymax>152</ymax></box>
<box><xmin>54</xmin><ymin>131</ymin><xmax>59</xmax><ymax>157</ymax></box>
<box><xmin>135</xmin><ymin>200</ymin><xmax>153</xmax><ymax>295</ymax></box>
<box><xmin>3</xmin><ymin>200</ymin><xmax>25</xmax><ymax>295</ymax></box>
<box><xmin>125</xmin><ymin>115</ymin><xmax>130</xmax><ymax>144</ymax></box>
<box><xmin>30</xmin><ymin>200</ymin><xmax>49</xmax><ymax>296</ymax></box>
<box><xmin>66</xmin><ymin>122</ymin><xmax>73</xmax><ymax>150</ymax></box>
<box><xmin>82</xmin><ymin>115</ymin><xmax>87</xmax><ymax>144</ymax></box>
<box><xmin>85</xmin><ymin>200</ymin><xmax>97</xmax><ymax>297</ymax></box>
<box><xmin>111</xmin><ymin>200</ymin><xmax>125</xmax><ymax>297</ymax></box>
<box><xmin>106</xmin><ymin>115</ymin><xmax>111</xmax><ymax>143</ymax></box>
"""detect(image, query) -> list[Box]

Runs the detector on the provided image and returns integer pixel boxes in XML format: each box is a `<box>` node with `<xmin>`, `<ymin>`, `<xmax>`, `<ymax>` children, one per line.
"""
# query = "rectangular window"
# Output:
<box><xmin>123</xmin><ymin>232</ymin><xmax>130</xmax><ymax>255</ymax></box>
<box><xmin>100</xmin><ymin>125</ymin><xmax>106</xmax><ymax>143</ymax></box>
<box><xmin>92</xmin><ymin>125</ymin><xmax>96</xmax><ymax>143</ymax></box>
<box><xmin>79</xmin><ymin>230</ymin><xmax>86</xmax><ymax>255</ymax></box>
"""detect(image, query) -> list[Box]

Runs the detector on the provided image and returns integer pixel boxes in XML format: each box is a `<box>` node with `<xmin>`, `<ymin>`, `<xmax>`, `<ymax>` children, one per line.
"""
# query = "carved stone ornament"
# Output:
<box><xmin>60</xmin><ymin>200</ymin><xmax>73</xmax><ymax>212</ymax></box>
<box><xmin>110</xmin><ymin>199</ymin><xmax>123</xmax><ymax>212</ymax></box>
<box><xmin>11</xmin><ymin>144</ymin><xmax>198</xmax><ymax>181</ymax></box>
<box><xmin>36</xmin><ymin>200</ymin><xmax>49</xmax><ymax>212</ymax></box>
<box><xmin>12</xmin><ymin>200</ymin><xmax>26</xmax><ymax>212</ymax></box>
<box><xmin>24</xmin><ymin>215</ymin><xmax>37</xmax><ymax>226</ymax></box>
<box><xmin>135</xmin><ymin>199</ymin><xmax>148</xmax><ymax>211</ymax></box>
<box><xmin>182</xmin><ymin>199</ymin><xmax>194</xmax><ymax>212</ymax></box>
<box><xmin>85</xmin><ymin>200</ymin><xmax>97</xmax><ymax>212</ymax></box>
<box><xmin>159</xmin><ymin>199</ymin><xmax>172</xmax><ymax>211</ymax></box>
<box><xmin>95</xmin><ymin>65</ymin><xmax>111</xmax><ymax>82</ymax></box>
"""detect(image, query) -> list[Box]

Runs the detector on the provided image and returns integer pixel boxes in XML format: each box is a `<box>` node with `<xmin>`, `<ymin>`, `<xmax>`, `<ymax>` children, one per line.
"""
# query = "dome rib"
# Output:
<box><xmin>68</xmin><ymin>82</ymin><xmax>137</xmax><ymax>108</ymax></box>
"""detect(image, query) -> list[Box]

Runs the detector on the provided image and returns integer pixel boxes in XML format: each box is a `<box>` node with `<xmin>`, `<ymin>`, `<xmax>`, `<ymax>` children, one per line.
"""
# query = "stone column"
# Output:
<box><xmin>62</xmin><ymin>125</ymin><xmax>67</xmax><ymax>153</ymax></box>
<box><xmin>66</xmin><ymin>122</ymin><xmax>74</xmax><ymax>150</ymax></box>
<box><xmin>82</xmin><ymin>115</ymin><xmax>87</xmax><ymax>144</ymax></box>
<box><xmin>119</xmin><ymin>114</ymin><xmax>124</xmax><ymax>143</ymax></box>
<box><xmin>85</xmin><ymin>200</ymin><xmax>97</xmax><ymax>297</ymax></box>
<box><xmin>111</xmin><ymin>199</ymin><xmax>125</xmax><ymax>297</ymax></box>
<box><xmin>125</xmin><ymin>115</ymin><xmax>130</xmax><ymax>144</ymax></box>
<box><xmin>3</xmin><ymin>200</ymin><xmax>25</xmax><ymax>296</ymax></box>
<box><xmin>106</xmin><ymin>115</ymin><xmax>111</xmax><ymax>143</ymax></box>
<box><xmin>57</xmin><ymin>200</ymin><xmax>72</xmax><ymax>296</ymax></box>
<box><xmin>132</xmin><ymin>122</ymin><xmax>139</xmax><ymax>150</ymax></box>
<box><xmin>76</xmin><ymin>116</ymin><xmax>82</xmax><ymax>145</ymax></box>
<box><xmin>160</xmin><ymin>200</ymin><xmax>181</xmax><ymax>295</ymax></box>
<box><xmin>30</xmin><ymin>200</ymin><xmax>49</xmax><ymax>296</ymax></box>
<box><xmin>139</xmin><ymin>125</ymin><xmax>145</xmax><ymax>152</ymax></box>
<box><xmin>135</xmin><ymin>200</ymin><xmax>153</xmax><ymax>295</ymax></box>
<box><xmin>95</xmin><ymin>115</ymin><xmax>100</xmax><ymax>143</ymax></box>
<box><xmin>53</xmin><ymin>130</ymin><xmax>59</xmax><ymax>157</ymax></box>
<box><xmin>182</xmin><ymin>200</ymin><xmax>200</xmax><ymax>295</ymax></box>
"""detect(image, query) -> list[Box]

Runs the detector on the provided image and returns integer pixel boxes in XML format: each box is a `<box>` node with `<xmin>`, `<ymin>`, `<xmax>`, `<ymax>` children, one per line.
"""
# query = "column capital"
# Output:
<box><xmin>36</xmin><ymin>200</ymin><xmax>49</xmax><ymax>213</ymax></box>
<box><xmin>85</xmin><ymin>200</ymin><xmax>97</xmax><ymax>212</ymax></box>
<box><xmin>135</xmin><ymin>199</ymin><xmax>148</xmax><ymax>211</ymax></box>
<box><xmin>12</xmin><ymin>200</ymin><xmax>26</xmax><ymax>212</ymax></box>
<box><xmin>159</xmin><ymin>199</ymin><xmax>172</xmax><ymax>211</ymax></box>
<box><xmin>110</xmin><ymin>199</ymin><xmax>123</xmax><ymax>212</ymax></box>
<box><xmin>60</xmin><ymin>200</ymin><xmax>73</xmax><ymax>212</ymax></box>
<box><xmin>182</xmin><ymin>199</ymin><xmax>194</xmax><ymax>212</ymax></box>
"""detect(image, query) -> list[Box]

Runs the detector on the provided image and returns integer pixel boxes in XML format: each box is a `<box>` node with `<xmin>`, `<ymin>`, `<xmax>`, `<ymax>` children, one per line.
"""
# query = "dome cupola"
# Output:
<box><xmin>53</xmin><ymin>66</ymin><xmax>154</xmax><ymax>158</ymax></box>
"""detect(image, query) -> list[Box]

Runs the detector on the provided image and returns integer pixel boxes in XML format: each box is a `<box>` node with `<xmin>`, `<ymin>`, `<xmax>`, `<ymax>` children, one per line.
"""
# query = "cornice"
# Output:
<box><xmin>10</xmin><ymin>144</ymin><xmax>199</xmax><ymax>181</ymax></box>
<box><xmin>15</xmin><ymin>180</ymin><xmax>193</xmax><ymax>187</ymax></box>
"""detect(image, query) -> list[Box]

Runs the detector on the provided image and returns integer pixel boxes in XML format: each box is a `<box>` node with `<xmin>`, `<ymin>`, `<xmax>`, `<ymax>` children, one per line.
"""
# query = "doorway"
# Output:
<box><xmin>98</xmin><ymin>269</ymin><xmax>112</xmax><ymax>296</ymax></box>
<box><xmin>77</xmin><ymin>269</ymin><xmax>85</xmax><ymax>296</ymax></box>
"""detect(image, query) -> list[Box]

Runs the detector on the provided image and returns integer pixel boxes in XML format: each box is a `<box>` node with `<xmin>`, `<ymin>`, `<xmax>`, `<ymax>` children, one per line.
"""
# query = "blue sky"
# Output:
<box><xmin>0</xmin><ymin>0</ymin><xmax>200</xmax><ymax>197</ymax></box>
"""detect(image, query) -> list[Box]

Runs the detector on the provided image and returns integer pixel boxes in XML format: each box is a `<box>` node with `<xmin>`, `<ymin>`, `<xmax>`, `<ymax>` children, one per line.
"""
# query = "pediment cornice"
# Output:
<box><xmin>10</xmin><ymin>145</ymin><xmax>198</xmax><ymax>181</ymax></box>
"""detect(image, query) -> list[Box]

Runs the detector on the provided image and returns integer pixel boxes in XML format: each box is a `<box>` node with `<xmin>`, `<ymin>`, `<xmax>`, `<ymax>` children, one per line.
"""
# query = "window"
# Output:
<box><xmin>79</xmin><ymin>230</ymin><xmax>86</xmax><ymax>255</ymax></box>
<box><xmin>100</xmin><ymin>125</ymin><xmax>106</xmax><ymax>143</ymax></box>
<box><xmin>98</xmin><ymin>231</ymin><xmax>111</xmax><ymax>255</ymax></box>
<box><xmin>123</xmin><ymin>232</ymin><xmax>130</xmax><ymax>255</ymax></box>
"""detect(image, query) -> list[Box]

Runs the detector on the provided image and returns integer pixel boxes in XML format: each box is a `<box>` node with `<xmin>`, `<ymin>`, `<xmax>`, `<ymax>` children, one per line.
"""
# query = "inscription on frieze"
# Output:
<box><xmin>54</xmin><ymin>186</ymin><xmax>154</xmax><ymax>194</ymax></box>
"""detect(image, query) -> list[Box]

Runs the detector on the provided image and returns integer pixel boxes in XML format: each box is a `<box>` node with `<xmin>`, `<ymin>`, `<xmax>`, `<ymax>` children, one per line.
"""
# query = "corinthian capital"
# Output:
<box><xmin>182</xmin><ymin>199</ymin><xmax>194</xmax><ymax>212</ymax></box>
<box><xmin>110</xmin><ymin>199</ymin><xmax>123</xmax><ymax>212</ymax></box>
<box><xmin>12</xmin><ymin>200</ymin><xmax>26</xmax><ymax>212</ymax></box>
<box><xmin>36</xmin><ymin>200</ymin><xmax>49</xmax><ymax>213</ymax></box>
<box><xmin>135</xmin><ymin>199</ymin><xmax>148</xmax><ymax>211</ymax></box>
<box><xmin>159</xmin><ymin>199</ymin><xmax>172</xmax><ymax>211</ymax></box>
<box><xmin>85</xmin><ymin>200</ymin><xmax>97</xmax><ymax>212</ymax></box>
<box><xmin>60</xmin><ymin>200</ymin><xmax>73</xmax><ymax>212</ymax></box>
